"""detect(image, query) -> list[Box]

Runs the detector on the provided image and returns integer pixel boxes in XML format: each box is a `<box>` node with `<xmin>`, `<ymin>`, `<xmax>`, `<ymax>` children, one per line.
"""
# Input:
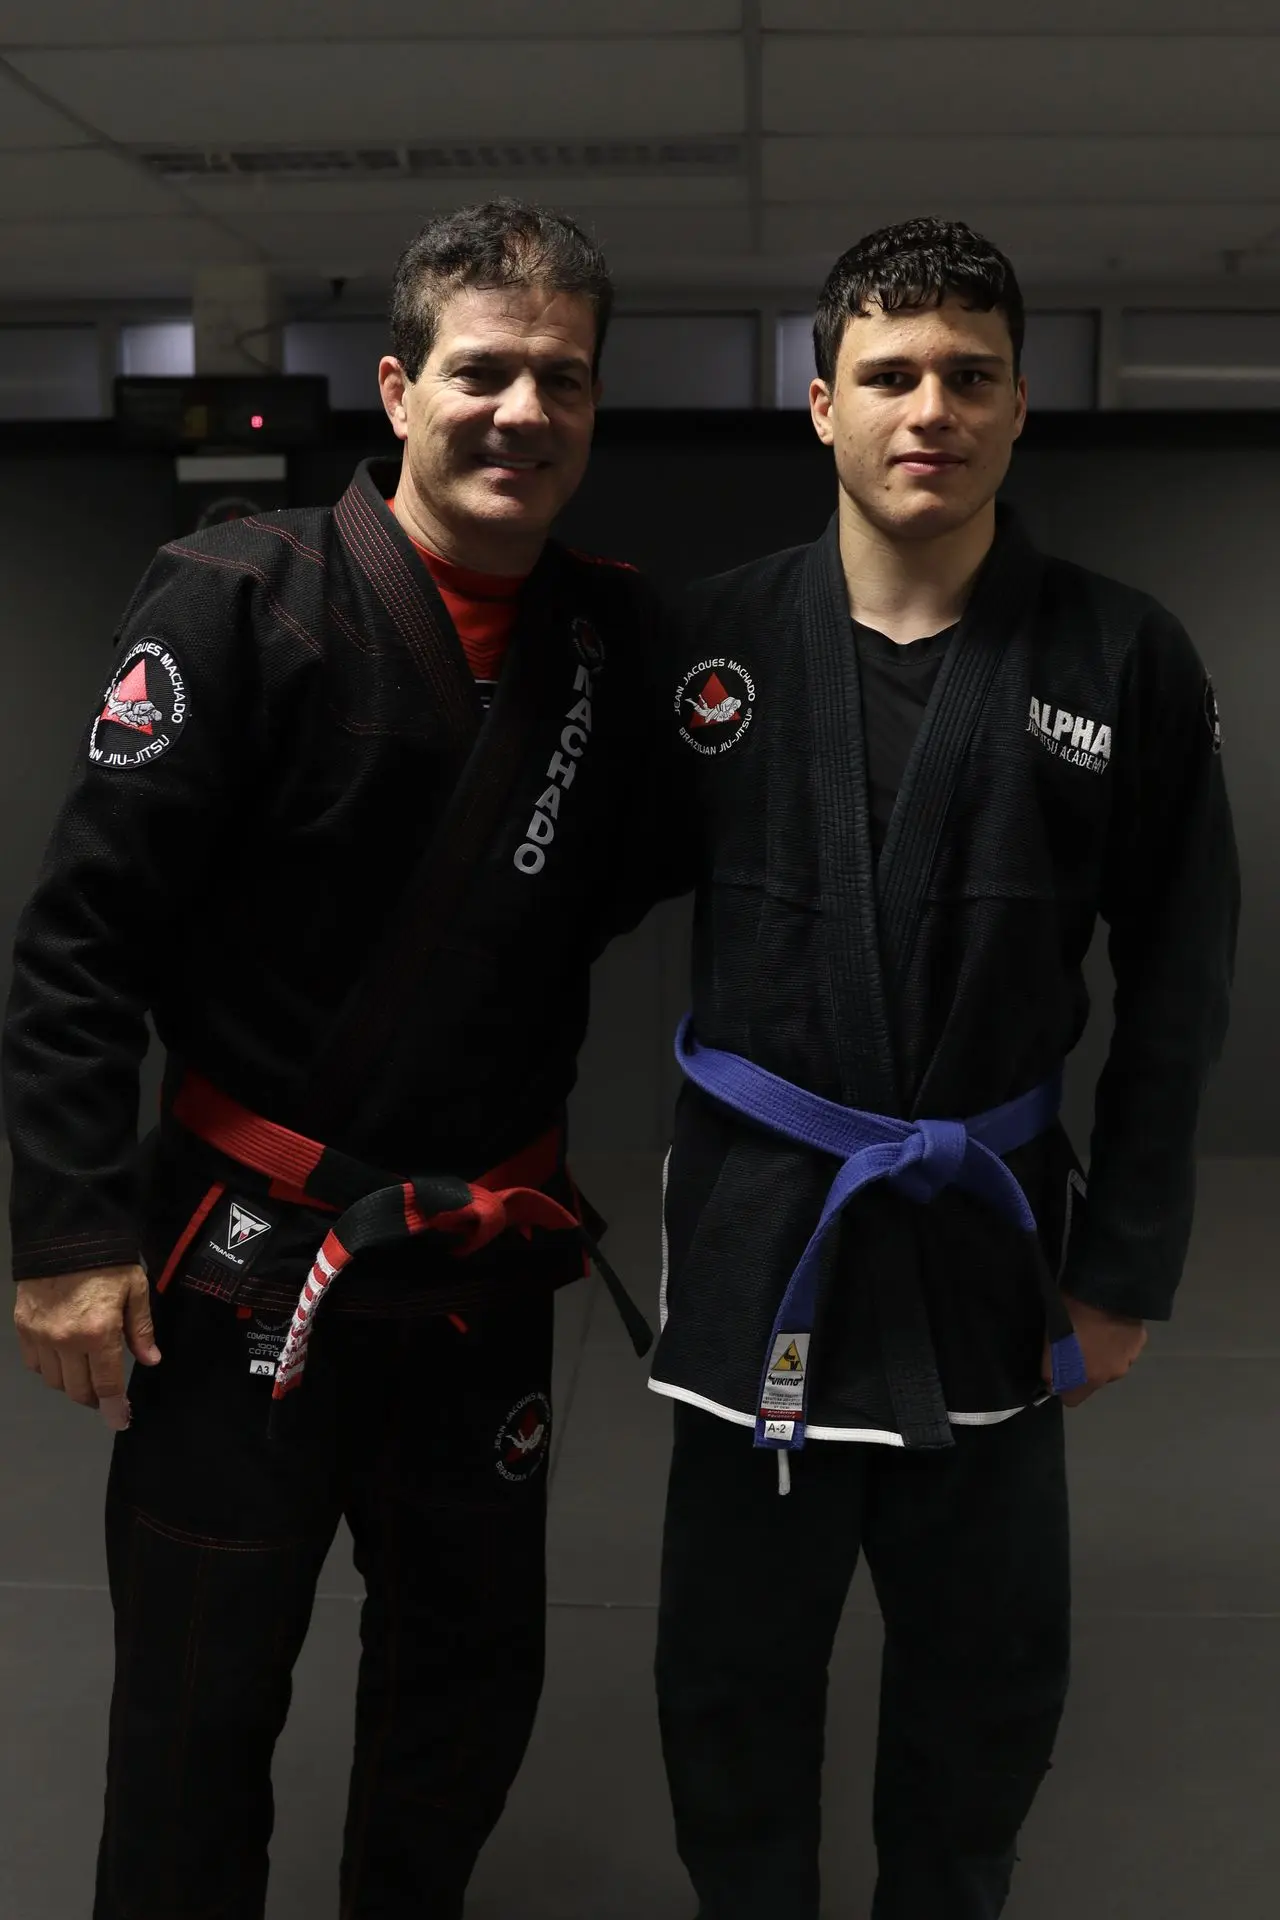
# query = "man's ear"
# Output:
<box><xmin>810</xmin><ymin>377</ymin><xmax>836</xmax><ymax>446</ymax></box>
<box><xmin>378</xmin><ymin>356</ymin><xmax>411</xmax><ymax>439</ymax></box>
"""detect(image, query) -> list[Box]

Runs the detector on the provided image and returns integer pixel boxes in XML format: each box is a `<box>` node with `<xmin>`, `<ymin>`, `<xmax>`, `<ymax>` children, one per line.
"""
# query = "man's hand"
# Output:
<box><xmin>1043</xmin><ymin>1293</ymin><xmax>1148</xmax><ymax>1409</ymax></box>
<box><xmin>13</xmin><ymin>1266</ymin><xmax>160</xmax><ymax>1432</ymax></box>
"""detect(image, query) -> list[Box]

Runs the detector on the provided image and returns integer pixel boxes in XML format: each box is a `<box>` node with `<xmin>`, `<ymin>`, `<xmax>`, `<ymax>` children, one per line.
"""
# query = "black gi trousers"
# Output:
<box><xmin>656</xmin><ymin>1398</ymin><xmax>1070</xmax><ymax>1920</ymax></box>
<box><xmin>93</xmin><ymin>1276</ymin><xmax>555</xmax><ymax>1920</ymax></box>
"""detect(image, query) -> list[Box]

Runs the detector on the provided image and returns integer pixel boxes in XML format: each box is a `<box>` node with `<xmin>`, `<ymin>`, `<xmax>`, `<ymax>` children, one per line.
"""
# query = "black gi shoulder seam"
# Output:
<box><xmin>553</xmin><ymin>542</ymin><xmax>664</xmax><ymax>653</ymax></box>
<box><xmin>685</xmin><ymin>540</ymin><xmax>811</xmax><ymax>610</ymax></box>
<box><xmin>1041</xmin><ymin>554</ymin><xmax>1207</xmax><ymax>699</ymax></box>
<box><xmin>158</xmin><ymin>509</ymin><xmax>336</xmax><ymax>664</ymax></box>
<box><xmin>680</xmin><ymin>542</ymin><xmax>812</xmax><ymax>653</ymax></box>
<box><xmin>1040</xmin><ymin>553</ymin><xmax>1168</xmax><ymax>634</ymax></box>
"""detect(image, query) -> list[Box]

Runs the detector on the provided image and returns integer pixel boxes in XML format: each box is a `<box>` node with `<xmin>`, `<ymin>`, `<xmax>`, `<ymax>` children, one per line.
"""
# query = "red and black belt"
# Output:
<box><xmin>160</xmin><ymin>1070</ymin><xmax>653</xmax><ymax>1401</ymax></box>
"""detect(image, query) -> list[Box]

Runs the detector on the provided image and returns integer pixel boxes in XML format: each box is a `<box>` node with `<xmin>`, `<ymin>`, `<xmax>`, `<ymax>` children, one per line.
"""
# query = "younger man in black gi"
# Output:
<box><xmin>5</xmin><ymin>201</ymin><xmax>661</xmax><ymax>1919</ymax></box>
<box><xmin>648</xmin><ymin>221</ymin><xmax>1238</xmax><ymax>1918</ymax></box>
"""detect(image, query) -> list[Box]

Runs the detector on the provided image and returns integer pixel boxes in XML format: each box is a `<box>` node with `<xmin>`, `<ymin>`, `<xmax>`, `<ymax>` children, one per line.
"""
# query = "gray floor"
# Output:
<box><xmin>1</xmin><ymin>1150</ymin><xmax>1278</xmax><ymax>1917</ymax></box>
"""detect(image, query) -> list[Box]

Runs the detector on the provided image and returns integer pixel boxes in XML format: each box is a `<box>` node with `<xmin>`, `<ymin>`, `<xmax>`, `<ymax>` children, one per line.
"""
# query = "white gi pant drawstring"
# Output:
<box><xmin>777</xmin><ymin>1451</ymin><xmax>792</xmax><ymax>1497</ymax></box>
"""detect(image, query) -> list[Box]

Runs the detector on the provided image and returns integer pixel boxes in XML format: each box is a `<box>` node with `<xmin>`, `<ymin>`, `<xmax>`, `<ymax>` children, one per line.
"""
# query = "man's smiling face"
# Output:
<box><xmin>384</xmin><ymin>282</ymin><xmax>600</xmax><ymax>555</ymax></box>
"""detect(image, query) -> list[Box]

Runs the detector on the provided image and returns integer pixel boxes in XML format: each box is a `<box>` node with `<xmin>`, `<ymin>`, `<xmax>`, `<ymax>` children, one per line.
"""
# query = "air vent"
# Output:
<box><xmin>139</xmin><ymin>139</ymin><xmax>745</xmax><ymax>182</ymax></box>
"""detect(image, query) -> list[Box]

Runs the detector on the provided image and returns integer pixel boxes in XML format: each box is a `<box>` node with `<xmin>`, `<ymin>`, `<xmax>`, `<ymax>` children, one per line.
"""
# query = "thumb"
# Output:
<box><xmin>124</xmin><ymin>1274</ymin><xmax>161</xmax><ymax>1366</ymax></box>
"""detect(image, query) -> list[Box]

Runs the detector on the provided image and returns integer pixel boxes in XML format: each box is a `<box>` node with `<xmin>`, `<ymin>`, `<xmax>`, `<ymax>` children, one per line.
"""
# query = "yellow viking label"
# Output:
<box><xmin>761</xmin><ymin>1331</ymin><xmax>810</xmax><ymax>1415</ymax></box>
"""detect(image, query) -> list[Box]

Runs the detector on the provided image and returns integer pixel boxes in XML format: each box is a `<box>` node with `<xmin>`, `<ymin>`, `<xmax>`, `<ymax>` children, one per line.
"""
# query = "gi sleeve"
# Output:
<box><xmin>2</xmin><ymin>546</ymin><xmax>261</xmax><ymax>1282</ymax></box>
<box><xmin>593</xmin><ymin>584</ymin><xmax>701</xmax><ymax>949</ymax></box>
<box><xmin>1063</xmin><ymin>605</ymin><xmax>1240</xmax><ymax>1320</ymax></box>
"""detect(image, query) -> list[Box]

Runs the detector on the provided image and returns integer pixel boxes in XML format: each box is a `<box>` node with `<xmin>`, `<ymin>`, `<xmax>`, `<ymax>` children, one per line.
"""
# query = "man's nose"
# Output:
<box><xmin>492</xmin><ymin>372</ymin><xmax>550</xmax><ymax>432</ymax></box>
<box><xmin>906</xmin><ymin>373</ymin><xmax>955</xmax><ymax>429</ymax></box>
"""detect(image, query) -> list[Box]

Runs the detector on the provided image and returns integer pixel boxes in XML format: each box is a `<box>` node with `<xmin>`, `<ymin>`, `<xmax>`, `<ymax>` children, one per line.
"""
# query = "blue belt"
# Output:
<box><xmin>674</xmin><ymin>1016</ymin><xmax>1088</xmax><ymax>1454</ymax></box>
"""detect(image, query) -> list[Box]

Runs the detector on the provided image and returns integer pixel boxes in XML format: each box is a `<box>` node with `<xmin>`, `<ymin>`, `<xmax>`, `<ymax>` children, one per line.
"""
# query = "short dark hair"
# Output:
<box><xmin>813</xmin><ymin>217</ymin><xmax>1025</xmax><ymax>385</ymax></box>
<box><xmin>389</xmin><ymin>198</ymin><xmax>613</xmax><ymax>381</ymax></box>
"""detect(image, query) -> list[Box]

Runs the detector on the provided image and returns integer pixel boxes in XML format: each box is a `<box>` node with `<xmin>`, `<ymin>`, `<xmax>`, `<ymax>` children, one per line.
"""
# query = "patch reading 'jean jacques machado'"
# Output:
<box><xmin>675</xmin><ymin>657</ymin><xmax>756</xmax><ymax>757</ymax></box>
<box><xmin>89</xmin><ymin>638</ymin><xmax>189</xmax><ymax>770</ymax></box>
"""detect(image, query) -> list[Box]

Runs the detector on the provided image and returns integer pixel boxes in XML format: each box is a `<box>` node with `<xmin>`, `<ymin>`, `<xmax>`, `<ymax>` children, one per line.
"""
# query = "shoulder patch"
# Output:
<box><xmin>566</xmin><ymin>547</ymin><xmax>638</xmax><ymax>573</ymax></box>
<box><xmin>90</xmin><ymin>638</ymin><xmax>189</xmax><ymax>770</ymax></box>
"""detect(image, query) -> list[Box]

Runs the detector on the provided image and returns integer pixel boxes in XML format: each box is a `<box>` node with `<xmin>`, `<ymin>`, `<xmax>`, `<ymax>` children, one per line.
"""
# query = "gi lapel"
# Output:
<box><xmin>799</xmin><ymin>517</ymin><xmax>901</xmax><ymax>1115</ymax></box>
<box><xmin>875</xmin><ymin>509</ymin><xmax>1045</xmax><ymax>1113</ymax></box>
<box><xmin>303</xmin><ymin>501</ymin><xmax>582</xmax><ymax>1137</ymax></box>
<box><xmin>335</xmin><ymin>459</ymin><xmax>486</xmax><ymax>760</ymax></box>
<box><xmin>799</xmin><ymin>519</ymin><xmax>955</xmax><ymax>1449</ymax></box>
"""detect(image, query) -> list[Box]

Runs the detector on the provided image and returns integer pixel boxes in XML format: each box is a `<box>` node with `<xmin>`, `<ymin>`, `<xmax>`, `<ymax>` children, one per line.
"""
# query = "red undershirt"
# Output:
<box><xmin>387</xmin><ymin>500</ymin><xmax>525</xmax><ymax>705</ymax></box>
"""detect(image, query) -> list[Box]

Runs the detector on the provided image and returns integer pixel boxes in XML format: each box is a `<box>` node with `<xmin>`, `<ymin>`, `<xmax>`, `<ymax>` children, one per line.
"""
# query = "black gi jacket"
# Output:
<box><xmin>645</xmin><ymin>509</ymin><xmax>1239</xmax><ymax>1448</ymax></box>
<box><xmin>3</xmin><ymin>458</ymin><xmax>661</xmax><ymax>1312</ymax></box>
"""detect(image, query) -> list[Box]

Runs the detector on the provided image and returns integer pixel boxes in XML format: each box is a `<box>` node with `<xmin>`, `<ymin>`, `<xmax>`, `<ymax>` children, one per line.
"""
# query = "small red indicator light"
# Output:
<box><xmin>250</xmin><ymin>413</ymin><xmax>264</xmax><ymax>429</ymax></box>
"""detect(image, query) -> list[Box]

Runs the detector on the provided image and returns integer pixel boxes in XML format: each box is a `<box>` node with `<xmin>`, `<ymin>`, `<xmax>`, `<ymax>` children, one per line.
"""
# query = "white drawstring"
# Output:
<box><xmin>777</xmin><ymin>1450</ymin><xmax>792</xmax><ymax>1497</ymax></box>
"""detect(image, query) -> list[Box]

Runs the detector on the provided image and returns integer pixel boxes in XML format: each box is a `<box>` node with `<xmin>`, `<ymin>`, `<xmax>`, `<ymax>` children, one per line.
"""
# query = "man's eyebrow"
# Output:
<box><xmin>853</xmin><ymin>351</ymin><xmax>1009</xmax><ymax>373</ymax></box>
<box><xmin>441</xmin><ymin>347</ymin><xmax>590</xmax><ymax>372</ymax></box>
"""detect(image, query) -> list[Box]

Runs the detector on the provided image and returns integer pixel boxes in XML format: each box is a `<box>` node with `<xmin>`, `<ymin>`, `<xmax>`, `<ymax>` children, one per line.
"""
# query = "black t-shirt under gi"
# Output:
<box><xmin>851</xmin><ymin>617</ymin><xmax>958</xmax><ymax>861</ymax></box>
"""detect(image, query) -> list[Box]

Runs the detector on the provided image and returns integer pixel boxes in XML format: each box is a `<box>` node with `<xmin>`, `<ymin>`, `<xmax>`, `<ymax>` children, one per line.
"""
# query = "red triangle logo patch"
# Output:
<box><xmin>102</xmin><ymin>658</ymin><xmax>155</xmax><ymax>734</ymax></box>
<box><xmin>689</xmin><ymin>671</ymin><xmax>731</xmax><ymax>727</ymax></box>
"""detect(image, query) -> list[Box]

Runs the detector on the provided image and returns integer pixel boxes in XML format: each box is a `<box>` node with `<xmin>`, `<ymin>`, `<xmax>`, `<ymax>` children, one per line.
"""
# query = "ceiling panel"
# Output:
<box><xmin>9</xmin><ymin>40</ymin><xmax>745</xmax><ymax>144</ymax></box>
<box><xmin>763</xmin><ymin>1</ymin><xmax>1280</xmax><ymax>27</ymax></box>
<box><xmin>0</xmin><ymin>147</ymin><xmax>176</xmax><ymax>217</ymax></box>
<box><xmin>0</xmin><ymin>66</ymin><xmax>88</xmax><ymax>147</ymax></box>
<box><xmin>0</xmin><ymin>214</ymin><xmax>251</xmax><ymax>295</ymax></box>
<box><xmin>766</xmin><ymin>136</ymin><xmax>1280</xmax><ymax>205</ymax></box>
<box><xmin>765</xmin><ymin>37</ymin><xmax>1280</xmax><ymax>135</ymax></box>
<box><xmin>762</xmin><ymin>201</ymin><xmax>1279</xmax><ymax>264</ymax></box>
<box><xmin>0</xmin><ymin>0</ymin><xmax>742</xmax><ymax>43</ymax></box>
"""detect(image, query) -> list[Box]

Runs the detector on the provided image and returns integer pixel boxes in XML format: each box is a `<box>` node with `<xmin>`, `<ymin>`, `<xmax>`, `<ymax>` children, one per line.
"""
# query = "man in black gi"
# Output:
<box><xmin>4</xmin><ymin>200</ymin><xmax>659</xmax><ymax>1920</ymax></box>
<box><xmin>648</xmin><ymin>220</ymin><xmax>1239</xmax><ymax>1918</ymax></box>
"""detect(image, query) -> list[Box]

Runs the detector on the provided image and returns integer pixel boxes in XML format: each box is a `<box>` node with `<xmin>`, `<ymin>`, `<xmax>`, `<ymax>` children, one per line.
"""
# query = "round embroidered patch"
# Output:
<box><xmin>495</xmin><ymin>1391</ymin><xmax>552</xmax><ymax>1482</ymax></box>
<box><xmin>90</xmin><ymin>638</ymin><xmax>188</xmax><ymax>770</ymax></box>
<box><xmin>1204</xmin><ymin>677</ymin><xmax>1222</xmax><ymax>754</ymax></box>
<box><xmin>674</xmin><ymin>656</ymin><xmax>756</xmax><ymax>757</ymax></box>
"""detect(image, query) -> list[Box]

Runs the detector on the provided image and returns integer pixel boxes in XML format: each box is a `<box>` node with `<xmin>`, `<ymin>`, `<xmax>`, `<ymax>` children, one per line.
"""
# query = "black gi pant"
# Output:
<box><xmin>656</xmin><ymin>1398</ymin><xmax>1070</xmax><ymax>1920</ymax></box>
<box><xmin>93</xmin><ymin>1276</ymin><xmax>555</xmax><ymax>1920</ymax></box>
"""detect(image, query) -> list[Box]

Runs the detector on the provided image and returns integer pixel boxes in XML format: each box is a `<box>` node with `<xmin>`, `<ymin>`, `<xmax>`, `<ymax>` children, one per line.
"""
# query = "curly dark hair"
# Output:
<box><xmin>813</xmin><ymin>217</ymin><xmax>1025</xmax><ymax>385</ymax></box>
<box><xmin>390</xmin><ymin>198</ymin><xmax>613</xmax><ymax>381</ymax></box>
